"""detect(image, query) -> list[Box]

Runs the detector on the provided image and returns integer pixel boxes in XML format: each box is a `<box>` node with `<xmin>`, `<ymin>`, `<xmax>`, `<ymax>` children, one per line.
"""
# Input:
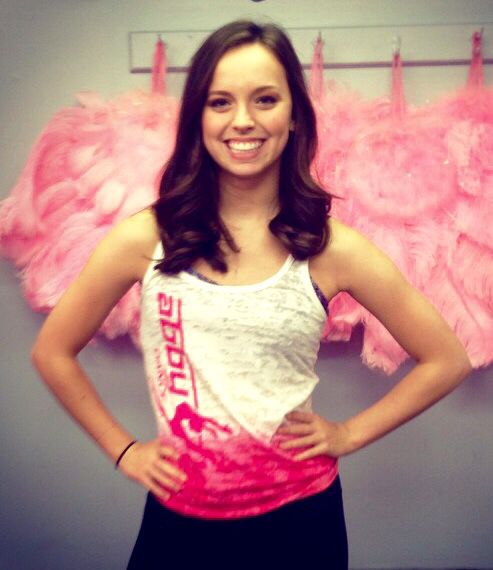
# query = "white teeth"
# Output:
<box><xmin>227</xmin><ymin>140</ymin><xmax>263</xmax><ymax>151</ymax></box>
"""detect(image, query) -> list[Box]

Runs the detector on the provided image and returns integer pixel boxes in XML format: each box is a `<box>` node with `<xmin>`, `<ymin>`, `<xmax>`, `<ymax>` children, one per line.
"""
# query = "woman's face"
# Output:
<box><xmin>201</xmin><ymin>42</ymin><xmax>293</xmax><ymax>184</ymax></box>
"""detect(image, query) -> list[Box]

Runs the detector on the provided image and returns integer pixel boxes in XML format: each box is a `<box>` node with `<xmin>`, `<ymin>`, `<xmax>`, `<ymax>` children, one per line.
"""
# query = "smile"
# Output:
<box><xmin>226</xmin><ymin>140</ymin><xmax>265</xmax><ymax>152</ymax></box>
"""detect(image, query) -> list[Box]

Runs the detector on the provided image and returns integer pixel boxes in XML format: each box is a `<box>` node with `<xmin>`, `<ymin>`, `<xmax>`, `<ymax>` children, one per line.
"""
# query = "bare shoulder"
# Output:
<box><xmin>31</xmin><ymin>207</ymin><xmax>160</xmax><ymax>356</ymax></box>
<box><xmin>104</xmin><ymin>207</ymin><xmax>160</xmax><ymax>281</ymax></box>
<box><xmin>310</xmin><ymin>216</ymin><xmax>372</xmax><ymax>298</ymax></box>
<box><xmin>321</xmin><ymin>215</ymin><xmax>414</xmax><ymax>300</ymax></box>
<box><xmin>320</xmin><ymin>217</ymin><xmax>470</xmax><ymax>368</ymax></box>
<box><xmin>323</xmin><ymin>216</ymin><xmax>384</xmax><ymax>293</ymax></box>
<box><xmin>114</xmin><ymin>206</ymin><xmax>160</xmax><ymax>252</ymax></box>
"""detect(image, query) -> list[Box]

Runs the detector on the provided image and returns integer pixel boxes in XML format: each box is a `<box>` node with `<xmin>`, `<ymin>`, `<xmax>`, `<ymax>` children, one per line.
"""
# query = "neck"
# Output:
<box><xmin>218</xmin><ymin>168</ymin><xmax>281</xmax><ymax>224</ymax></box>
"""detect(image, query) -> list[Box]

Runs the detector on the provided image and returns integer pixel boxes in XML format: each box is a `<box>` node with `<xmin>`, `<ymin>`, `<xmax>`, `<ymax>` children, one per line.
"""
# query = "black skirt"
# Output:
<box><xmin>127</xmin><ymin>475</ymin><xmax>348</xmax><ymax>569</ymax></box>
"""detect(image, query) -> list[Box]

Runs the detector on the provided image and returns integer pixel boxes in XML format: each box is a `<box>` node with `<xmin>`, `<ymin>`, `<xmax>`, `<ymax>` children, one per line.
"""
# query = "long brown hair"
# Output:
<box><xmin>153</xmin><ymin>20</ymin><xmax>332</xmax><ymax>274</ymax></box>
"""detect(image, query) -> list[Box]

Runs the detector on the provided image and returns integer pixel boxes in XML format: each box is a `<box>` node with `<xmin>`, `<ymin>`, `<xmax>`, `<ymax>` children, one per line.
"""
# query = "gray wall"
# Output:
<box><xmin>1</xmin><ymin>1</ymin><xmax>492</xmax><ymax>568</ymax></box>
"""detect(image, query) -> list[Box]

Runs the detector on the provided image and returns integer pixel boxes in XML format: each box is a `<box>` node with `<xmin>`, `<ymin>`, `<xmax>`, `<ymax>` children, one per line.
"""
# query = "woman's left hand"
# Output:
<box><xmin>277</xmin><ymin>411</ymin><xmax>354</xmax><ymax>461</ymax></box>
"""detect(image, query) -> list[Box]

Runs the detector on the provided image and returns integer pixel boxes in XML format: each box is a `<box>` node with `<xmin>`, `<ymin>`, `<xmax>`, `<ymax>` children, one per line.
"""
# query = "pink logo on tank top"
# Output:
<box><xmin>170</xmin><ymin>402</ymin><xmax>233</xmax><ymax>460</ymax></box>
<box><xmin>155</xmin><ymin>292</ymin><xmax>233</xmax><ymax>454</ymax></box>
<box><xmin>157</xmin><ymin>292</ymin><xmax>199</xmax><ymax>405</ymax></box>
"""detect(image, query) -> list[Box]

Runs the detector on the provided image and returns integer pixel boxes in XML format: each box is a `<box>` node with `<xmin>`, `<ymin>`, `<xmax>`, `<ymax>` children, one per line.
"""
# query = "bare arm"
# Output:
<box><xmin>337</xmin><ymin>221</ymin><xmax>471</xmax><ymax>452</ymax></box>
<box><xmin>31</xmin><ymin>210</ymin><xmax>186</xmax><ymax>496</ymax></box>
<box><xmin>31</xmin><ymin>216</ymin><xmax>141</xmax><ymax>462</ymax></box>
<box><xmin>280</xmin><ymin>219</ymin><xmax>472</xmax><ymax>458</ymax></box>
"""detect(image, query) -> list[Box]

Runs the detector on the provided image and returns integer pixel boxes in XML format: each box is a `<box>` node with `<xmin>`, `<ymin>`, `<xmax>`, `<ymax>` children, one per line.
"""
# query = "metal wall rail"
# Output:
<box><xmin>128</xmin><ymin>22</ymin><xmax>493</xmax><ymax>74</ymax></box>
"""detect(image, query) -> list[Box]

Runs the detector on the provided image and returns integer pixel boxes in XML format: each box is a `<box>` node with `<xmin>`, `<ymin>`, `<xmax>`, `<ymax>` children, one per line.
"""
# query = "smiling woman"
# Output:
<box><xmin>153</xmin><ymin>20</ymin><xmax>330</xmax><ymax>279</ymax></box>
<box><xmin>30</xmin><ymin>19</ymin><xmax>471</xmax><ymax>570</ymax></box>
<box><xmin>201</xmin><ymin>43</ymin><xmax>293</xmax><ymax>182</ymax></box>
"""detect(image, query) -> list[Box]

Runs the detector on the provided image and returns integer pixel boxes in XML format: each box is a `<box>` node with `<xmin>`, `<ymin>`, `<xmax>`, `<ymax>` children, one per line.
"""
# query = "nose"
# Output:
<box><xmin>231</xmin><ymin>104</ymin><xmax>255</xmax><ymax>131</ymax></box>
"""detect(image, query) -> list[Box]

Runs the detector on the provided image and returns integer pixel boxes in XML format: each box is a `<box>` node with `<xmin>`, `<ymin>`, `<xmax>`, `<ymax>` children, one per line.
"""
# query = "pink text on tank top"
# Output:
<box><xmin>157</xmin><ymin>292</ymin><xmax>234</xmax><ymax>446</ymax></box>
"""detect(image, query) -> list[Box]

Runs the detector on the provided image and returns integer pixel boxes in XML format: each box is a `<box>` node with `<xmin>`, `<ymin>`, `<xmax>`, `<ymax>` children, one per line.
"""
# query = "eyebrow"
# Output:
<box><xmin>207</xmin><ymin>85</ymin><xmax>279</xmax><ymax>96</ymax></box>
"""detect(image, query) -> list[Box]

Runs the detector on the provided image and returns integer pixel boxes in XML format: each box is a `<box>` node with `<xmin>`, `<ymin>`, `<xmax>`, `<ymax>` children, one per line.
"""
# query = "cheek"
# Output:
<box><xmin>268</xmin><ymin>111</ymin><xmax>292</xmax><ymax>135</ymax></box>
<box><xmin>202</xmin><ymin>112</ymin><xmax>224</xmax><ymax>137</ymax></box>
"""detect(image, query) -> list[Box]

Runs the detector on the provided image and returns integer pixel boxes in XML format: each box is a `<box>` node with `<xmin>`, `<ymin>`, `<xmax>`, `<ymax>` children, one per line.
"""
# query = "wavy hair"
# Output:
<box><xmin>153</xmin><ymin>19</ymin><xmax>332</xmax><ymax>274</ymax></box>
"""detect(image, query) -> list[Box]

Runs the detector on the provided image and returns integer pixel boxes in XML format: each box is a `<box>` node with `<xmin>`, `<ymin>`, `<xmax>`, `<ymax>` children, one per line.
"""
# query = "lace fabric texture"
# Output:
<box><xmin>184</xmin><ymin>266</ymin><xmax>329</xmax><ymax>313</ymax></box>
<box><xmin>139</xmin><ymin>242</ymin><xmax>337</xmax><ymax>519</ymax></box>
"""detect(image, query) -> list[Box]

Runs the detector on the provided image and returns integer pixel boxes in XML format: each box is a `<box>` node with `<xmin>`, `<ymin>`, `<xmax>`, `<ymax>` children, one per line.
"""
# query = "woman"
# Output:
<box><xmin>31</xmin><ymin>20</ymin><xmax>471</xmax><ymax>569</ymax></box>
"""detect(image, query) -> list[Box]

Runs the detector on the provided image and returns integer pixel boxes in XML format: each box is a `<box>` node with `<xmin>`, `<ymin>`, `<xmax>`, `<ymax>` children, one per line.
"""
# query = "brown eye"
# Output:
<box><xmin>208</xmin><ymin>98</ymin><xmax>229</xmax><ymax>108</ymax></box>
<box><xmin>257</xmin><ymin>95</ymin><xmax>277</xmax><ymax>104</ymax></box>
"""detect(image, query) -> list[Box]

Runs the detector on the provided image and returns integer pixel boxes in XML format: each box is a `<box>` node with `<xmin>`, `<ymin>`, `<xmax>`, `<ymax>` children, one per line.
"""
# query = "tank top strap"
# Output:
<box><xmin>141</xmin><ymin>240</ymin><xmax>164</xmax><ymax>286</ymax></box>
<box><xmin>287</xmin><ymin>257</ymin><xmax>328</xmax><ymax>317</ymax></box>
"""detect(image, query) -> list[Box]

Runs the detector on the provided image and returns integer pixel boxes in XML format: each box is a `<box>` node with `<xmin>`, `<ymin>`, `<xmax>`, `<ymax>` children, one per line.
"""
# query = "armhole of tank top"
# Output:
<box><xmin>141</xmin><ymin>240</ymin><xmax>163</xmax><ymax>289</ymax></box>
<box><xmin>301</xmin><ymin>260</ymin><xmax>329</xmax><ymax>319</ymax></box>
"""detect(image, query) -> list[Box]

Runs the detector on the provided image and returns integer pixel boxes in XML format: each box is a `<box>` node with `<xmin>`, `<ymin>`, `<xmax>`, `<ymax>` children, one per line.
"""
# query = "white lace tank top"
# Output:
<box><xmin>139</xmin><ymin>241</ymin><xmax>338</xmax><ymax>519</ymax></box>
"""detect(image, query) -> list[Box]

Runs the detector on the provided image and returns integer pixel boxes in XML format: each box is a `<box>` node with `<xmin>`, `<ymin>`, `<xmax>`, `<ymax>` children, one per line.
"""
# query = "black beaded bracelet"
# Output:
<box><xmin>115</xmin><ymin>439</ymin><xmax>138</xmax><ymax>469</ymax></box>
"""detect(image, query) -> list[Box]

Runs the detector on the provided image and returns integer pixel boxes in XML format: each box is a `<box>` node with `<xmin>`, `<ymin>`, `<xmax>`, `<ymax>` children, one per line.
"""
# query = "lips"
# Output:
<box><xmin>223</xmin><ymin>140</ymin><xmax>265</xmax><ymax>161</ymax></box>
<box><xmin>224</xmin><ymin>139</ymin><xmax>266</xmax><ymax>160</ymax></box>
<box><xmin>228</xmin><ymin>141</ymin><xmax>263</xmax><ymax>151</ymax></box>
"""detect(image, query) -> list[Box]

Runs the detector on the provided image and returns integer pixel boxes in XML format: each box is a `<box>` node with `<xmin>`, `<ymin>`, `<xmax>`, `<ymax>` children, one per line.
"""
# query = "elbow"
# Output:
<box><xmin>31</xmin><ymin>331</ymin><xmax>52</xmax><ymax>363</ymax></box>
<box><xmin>31</xmin><ymin>333</ymin><xmax>78</xmax><ymax>365</ymax></box>
<box><xmin>30</xmin><ymin>338</ymin><xmax>60</xmax><ymax>374</ymax></box>
<box><xmin>455</xmin><ymin>341</ymin><xmax>474</xmax><ymax>377</ymax></box>
<box><xmin>31</xmin><ymin>340</ymin><xmax>74</xmax><ymax>392</ymax></box>
<box><xmin>458</xmin><ymin>353</ymin><xmax>473</xmax><ymax>380</ymax></box>
<box><xmin>447</xmin><ymin>352</ymin><xmax>473</xmax><ymax>389</ymax></box>
<box><xmin>31</xmin><ymin>339</ymin><xmax>49</xmax><ymax>373</ymax></box>
<box><xmin>31</xmin><ymin>341</ymin><xmax>43</xmax><ymax>367</ymax></box>
<box><xmin>422</xmin><ymin>349</ymin><xmax>473</xmax><ymax>395</ymax></box>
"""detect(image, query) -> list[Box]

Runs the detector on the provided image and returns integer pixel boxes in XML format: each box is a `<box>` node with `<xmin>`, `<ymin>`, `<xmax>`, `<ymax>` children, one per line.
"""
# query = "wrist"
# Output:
<box><xmin>92</xmin><ymin>422</ymin><xmax>137</xmax><ymax>465</ymax></box>
<box><xmin>340</xmin><ymin>419</ymin><xmax>366</xmax><ymax>455</ymax></box>
<box><xmin>114</xmin><ymin>439</ymin><xmax>138</xmax><ymax>470</ymax></box>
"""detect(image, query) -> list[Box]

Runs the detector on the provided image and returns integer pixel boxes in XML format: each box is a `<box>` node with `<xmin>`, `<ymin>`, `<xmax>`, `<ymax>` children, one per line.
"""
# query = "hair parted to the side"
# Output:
<box><xmin>153</xmin><ymin>19</ymin><xmax>333</xmax><ymax>274</ymax></box>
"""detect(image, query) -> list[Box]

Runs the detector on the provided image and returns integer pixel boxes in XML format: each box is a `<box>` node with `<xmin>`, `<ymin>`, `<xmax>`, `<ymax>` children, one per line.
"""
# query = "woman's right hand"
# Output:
<box><xmin>117</xmin><ymin>438</ymin><xmax>188</xmax><ymax>500</ymax></box>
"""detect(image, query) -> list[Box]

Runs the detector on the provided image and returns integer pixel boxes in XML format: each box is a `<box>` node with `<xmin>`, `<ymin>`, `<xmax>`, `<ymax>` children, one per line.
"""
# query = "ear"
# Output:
<box><xmin>289</xmin><ymin>120</ymin><xmax>295</xmax><ymax>131</ymax></box>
